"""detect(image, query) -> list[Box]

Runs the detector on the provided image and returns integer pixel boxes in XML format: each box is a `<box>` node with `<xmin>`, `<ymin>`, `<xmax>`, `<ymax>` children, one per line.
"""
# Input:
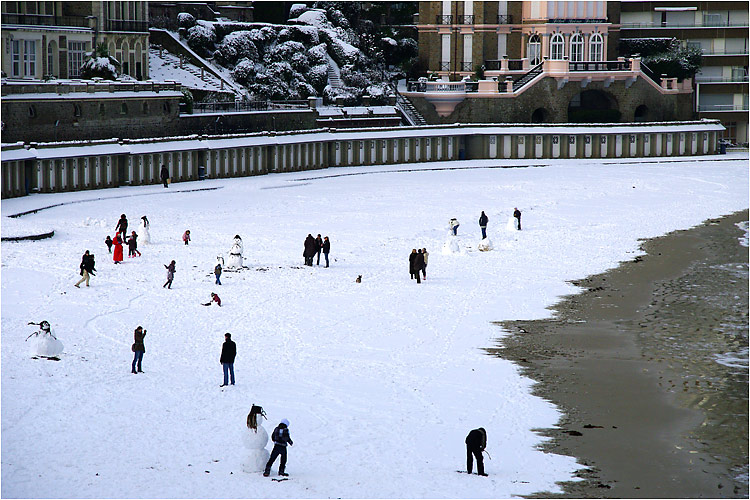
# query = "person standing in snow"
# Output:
<box><xmin>220</xmin><ymin>332</ymin><xmax>236</xmax><ymax>387</ymax></box>
<box><xmin>314</xmin><ymin>234</ymin><xmax>323</xmax><ymax>266</ymax></box>
<box><xmin>479</xmin><ymin>211</ymin><xmax>489</xmax><ymax>239</ymax></box>
<box><xmin>450</xmin><ymin>218</ymin><xmax>460</xmax><ymax>236</ymax></box>
<box><xmin>421</xmin><ymin>248</ymin><xmax>429</xmax><ymax>280</ymax></box>
<box><xmin>465</xmin><ymin>427</ymin><xmax>488</xmax><ymax>476</ymax></box>
<box><xmin>74</xmin><ymin>250</ymin><xmax>96</xmax><ymax>288</ymax></box>
<box><xmin>126</xmin><ymin>231</ymin><xmax>141</xmax><ymax>258</ymax></box>
<box><xmin>214</xmin><ymin>262</ymin><xmax>222</xmax><ymax>285</ymax></box>
<box><xmin>105</xmin><ymin>235</ymin><xmax>113</xmax><ymax>254</ymax></box>
<box><xmin>409</xmin><ymin>249</ymin><xmax>418</xmax><ymax>280</ymax></box>
<box><xmin>322</xmin><ymin>236</ymin><xmax>331</xmax><ymax>268</ymax></box>
<box><xmin>182</xmin><ymin>230</ymin><xmax>191</xmax><ymax>245</ymax></box>
<box><xmin>263</xmin><ymin>419</ymin><xmax>293</xmax><ymax>477</ymax></box>
<box><xmin>160</xmin><ymin>165</ymin><xmax>169</xmax><ymax>188</ymax></box>
<box><xmin>202</xmin><ymin>292</ymin><xmax>222</xmax><ymax>307</ymax></box>
<box><xmin>115</xmin><ymin>214</ymin><xmax>128</xmax><ymax>241</ymax></box>
<box><xmin>163</xmin><ymin>260</ymin><xmax>176</xmax><ymax>288</ymax></box>
<box><xmin>414</xmin><ymin>249</ymin><xmax>424</xmax><ymax>284</ymax></box>
<box><xmin>113</xmin><ymin>234</ymin><xmax>124</xmax><ymax>264</ymax></box>
<box><xmin>513</xmin><ymin>208</ymin><xmax>522</xmax><ymax>230</ymax></box>
<box><xmin>303</xmin><ymin>234</ymin><xmax>316</xmax><ymax>266</ymax></box>
<box><xmin>131</xmin><ymin>326</ymin><xmax>146</xmax><ymax>374</ymax></box>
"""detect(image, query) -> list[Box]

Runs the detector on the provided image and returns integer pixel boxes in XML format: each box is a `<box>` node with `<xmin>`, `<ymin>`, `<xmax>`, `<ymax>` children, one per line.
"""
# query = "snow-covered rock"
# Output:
<box><xmin>477</xmin><ymin>238</ymin><xmax>493</xmax><ymax>252</ymax></box>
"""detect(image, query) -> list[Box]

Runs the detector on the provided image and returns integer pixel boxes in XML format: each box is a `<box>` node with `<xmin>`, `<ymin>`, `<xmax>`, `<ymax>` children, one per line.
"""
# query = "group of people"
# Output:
<box><xmin>450</xmin><ymin>208</ymin><xmax>523</xmax><ymax>239</ymax></box>
<box><xmin>103</xmin><ymin>214</ymin><xmax>149</xmax><ymax>266</ymax></box>
<box><xmin>408</xmin><ymin>248</ymin><xmax>429</xmax><ymax>284</ymax></box>
<box><xmin>303</xmin><ymin>234</ymin><xmax>331</xmax><ymax>267</ymax></box>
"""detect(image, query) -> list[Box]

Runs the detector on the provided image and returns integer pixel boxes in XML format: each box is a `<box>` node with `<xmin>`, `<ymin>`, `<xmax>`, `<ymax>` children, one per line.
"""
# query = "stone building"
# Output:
<box><xmin>1</xmin><ymin>1</ymin><xmax>149</xmax><ymax>80</ymax></box>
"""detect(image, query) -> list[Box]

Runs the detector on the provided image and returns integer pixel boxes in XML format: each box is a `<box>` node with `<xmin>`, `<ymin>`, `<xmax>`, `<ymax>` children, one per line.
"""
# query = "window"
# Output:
<box><xmin>570</xmin><ymin>33</ymin><xmax>584</xmax><ymax>62</ymax></box>
<box><xmin>528</xmin><ymin>34</ymin><xmax>541</xmax><ymax>65</ymax></box>
<box><xmin>703</xmin><ymin>13</ymin><xmax>722</xmax><ymax>26</ymax></box>
<box><xmin>23</xmin><ymin>40</ymin><xmax>36</xmax><ymax>77</ymax></box>
<box><xmin>47</xmin><ymin>42</ymin><xmax>55</xmax><ymax>77</ymax></box>
<box><xmin>589</xmin><ymin>33</ymin><xmax>603</xmax><ymax>62</ymax></box>
<box><xmin>732</xmin><ymin>67</ymin><xmax>748</xmax><ymax>81</ymax></box>
<box><xmin>120</xmin><ymin>103</ymin><xmax>128</xmax><ymax>114</ymax></box>
<box><xmin>68</xmin><ymin>41</ymin><xmax>86</xmax><ymax>77</ymax></box>
<box><xmin>73</xmin><ymin>103</ymin><xmax>82</xmax><ymax>117</ymax></box>
<box><xmin>99</xmin><ymin>103</ymin><xmax>106</xmax><ymax>115</ymax></box>
<box><xmin>550</xmin><ymin>33</ymin><xmax>564</xmax><ymax>60</ymax></box>
<box><xmin>11</xmin><ymin>40</ymin><xmax>21</xmax><ymax>77</ymax></box>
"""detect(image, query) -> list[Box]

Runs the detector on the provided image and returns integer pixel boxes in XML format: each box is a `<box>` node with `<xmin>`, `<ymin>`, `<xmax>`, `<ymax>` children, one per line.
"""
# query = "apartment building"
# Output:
<box><xmin>619</xmin><ymin>1</ymin><xmax>749</xmax><ymax>145</ymax></box>
<box><xmin>1</xmin><ymin>1</ymin><xmax>150</xmax><ymax>81</ymax></box>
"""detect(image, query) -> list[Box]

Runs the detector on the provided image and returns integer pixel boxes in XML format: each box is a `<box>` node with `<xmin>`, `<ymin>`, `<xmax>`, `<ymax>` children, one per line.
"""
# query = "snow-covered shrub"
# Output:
<box><xmin>397</xmin><ymin>38</ymin><xmax>418</xmax><ymax>61</ymax></box>
<box><xmin>278</xmin><ymin>25</ymin><xmax>320</xmax><ymax>46</ymax></box>
<box><xmin>295</xmin><ymin>9</ymin><xmax>334</xmax><ymax>30</ymax></box>
<box><xmin>308</xmin><ymin>63</ymin><xmax>329</xmax><ymax>93</ymax></box>
<box><xmin>308</xmin><ymin>43</ymin><xmax>329</xmax><ymax>65</ymax></box>
<box><xmin>231</xmin><ymin>58</ymin><xmax>259</xmax><ymax>85</ymax></box>
<box><xmin>178</xmin><ymin>12</ymin><xmax>196</xmax><ymax>29</ymax></box>
<box><xmin>265</xmin><ymin>41</ymin><xmax>307</xmax><ymax>67</ymax></box>
<box><xmin>215</xmin><ymin>30</ymin><xmax>259</xmax><ymax>66</ymax></box>
<box><xmin>186</xmin><ymin>22</ymin><xmax>216</xmax><ymax>56</ymax></box>
<box><xmin>289</xmin><ymin>3</ymin><xmax>309</xmax><ymax>19</ymax></box>
<box><xmin>181</xmin><ymin>88</ymin><xmax>194</xmax><ymax>113</ymax></box>
<box><xmin>323</xmin><ymin>32</ymin><xmax>361</xmax><ymax>67</ymax></box>
<box><xmin>323</xmin><ymin>85</ymin><xmax>361</xmax><ymax>105</ymax></box>
<box><xmin>79</xmin><ymin>43</ymin><xmax>119</xmax><ymax>80</ymax></box>
<box><xmin>340</xmin><ymin>64</ymin><xmax>368</xmax><ymax>88</ymax></box>
<box><xmin>365</xmin><ymin>83</ymin><xmax>393</xmax><ymax>105</ymax></box>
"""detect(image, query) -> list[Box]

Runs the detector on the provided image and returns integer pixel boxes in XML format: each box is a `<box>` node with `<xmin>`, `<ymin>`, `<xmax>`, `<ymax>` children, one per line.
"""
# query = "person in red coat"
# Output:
<box><xmin>113</xmin><ymin>234</ymin><xmax>124</xmax><ymax>264</ymax></box>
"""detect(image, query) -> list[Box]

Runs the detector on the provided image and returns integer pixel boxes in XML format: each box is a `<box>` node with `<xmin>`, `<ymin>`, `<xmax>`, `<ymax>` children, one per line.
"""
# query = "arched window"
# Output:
<box><xmin>589</xmin><ymin>33</ymin><xmax>603</xmax><ymax>62</ymax></box>
<box><xmin>99</xmin><ymin>103</ymin><xmax>106</xmax><ymax>115</ymax></box>
<box><xmin>550</xmin><ymin>33</ymin><xmax>564</xmax><ymax>60</ymax></box>
<box><xmin>528</xmin><ymin>34</ymin><xmax>541</xmax><ymax>66</ymax></box>
<box><xmin>73</xmin><ymin>103</ymin><xmax>82</xmax><ymax>117</ymax></box>
<box><xmin>28</xmin><ymin>105</ymin><xmax>37</xmax><ymax>118</ymax></box>
<box><xmin>570</xmin><ymin>33</ymin><xmax>584</xmax><ymax>62</ymax></box>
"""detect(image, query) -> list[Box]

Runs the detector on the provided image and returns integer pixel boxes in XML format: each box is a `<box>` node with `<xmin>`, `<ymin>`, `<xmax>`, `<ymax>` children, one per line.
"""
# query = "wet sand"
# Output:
<box><xmin>489</xmin><ymin>210</ymin><xmax>749</xmax><ymax>498</ymax></box>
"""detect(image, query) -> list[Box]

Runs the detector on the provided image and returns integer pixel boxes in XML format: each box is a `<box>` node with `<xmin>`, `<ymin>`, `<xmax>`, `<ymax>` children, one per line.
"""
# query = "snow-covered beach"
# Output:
<box><xmin>2</xmin><ymin>154</ymin><xmax>748</xmax><ymax>498</ymax></box>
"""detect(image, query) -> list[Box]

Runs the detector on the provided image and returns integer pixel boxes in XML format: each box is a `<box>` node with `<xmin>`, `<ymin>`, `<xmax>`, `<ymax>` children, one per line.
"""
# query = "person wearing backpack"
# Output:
<box><xmin>263</xmin><ymin>419</ymin><xmax>293</xmax><ymax>477</ymax></box>
<box><xmin>465</xmin><ymin>427</ymin><xmax>488</xmax><ymax>476</ymax></box>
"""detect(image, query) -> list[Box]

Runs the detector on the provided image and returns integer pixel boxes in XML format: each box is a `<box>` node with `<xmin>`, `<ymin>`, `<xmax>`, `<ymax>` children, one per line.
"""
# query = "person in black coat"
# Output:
<box><xmin>409</xmin><ymin>249</ymin><xmax>418</xmax><ymax>280</ymax></box>
<box><xmin>322</xmin><ymin>236</ymin><xmax>331</xmax><ymax>268</ymax></box>
<box><xmin>479</xmin><ymin>211</ymin><xmax>489</xmax><ymax>239</ymax></box>
<box><xmin>126</xmin><ymin>231</ymin><xmax>141</xmax><ymax>257</ymax></box>
<box><xmin>513</xmin><ymin>208</ymin><xmax>522</xmax><ymax>230</ymax></box>
<box><xmin>105</xmin><ymin>235</ymin><xmax>113</xmax><ymax>253</ymax></box>
<box><xmin>314</xmin><ymin>234</ymin><xmax>323</xmax><ymax>266</ymax></box>
<box><xmin>465</xmin><ymin>427</ymin><xmax>488</xmax><ymax>476</ymax></box>
<box><xmin>160</xmin><ymin>165</ymin><xmax>169</xmax><ymax>188</ymax></box>
<box><xmin>220</xmin><ymin>333</ymin><xmax>236</xmax><ymax>386</ymax></box>
<box><xmin>264</xmin><ymin>419</ymin><xmax>294</xmax><ymax>477</ymax></box>
<box><xmin>303</xmin><ymin>234</ymin><xmax>316</xmax><ymax>266</ymax></box>
<box><xmin>115</xmin><ymin>214</ymin><xmax>128</xmax><ymax>241</ymax></box>
<box><xmin>74</xmin><ymin>250</ymin><xmax>96</xmax><ymax>287</ymax></box>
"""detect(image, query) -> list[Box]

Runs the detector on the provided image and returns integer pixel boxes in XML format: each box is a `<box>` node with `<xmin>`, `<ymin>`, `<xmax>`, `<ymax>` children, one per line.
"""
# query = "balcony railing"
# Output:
<box><xmin>406</xmin><ymin>80</ymin><xmax>466</xmax><ymax>92</ymax></box>
<box><xmin>570</xmin><ymin>61</ymin><xmax>631</xmax><ymax>72</ymax></box>
<box><xmin>548</xmin><ymin>18</ymin><xmax>607</xmax><ymax>23</ymax></box>
<box><xmin>700</xmin><ymin>48</ymin><xmax>750</xmax><ymax>56</ymax></box>
<box><xmin>695</xmin><ymin>76</ymin><xmax>749</xmax><ymax>83</ymax></box>
<box><xmin>105</xmin><ymin>19</ymin><xmax>149</xmax><ymax>32</ymax></box>
<box><xmin>497</xmin><ymin>14</ymin><xmax>513</xmax><ymax>24</ymax></box>
<box><xmin>484</xmin><ymin>59</ymin><xmax>525</xmax><ymax>71</ymax></box>
<box><xmin>621</xmin><ymin>20</ymin><xmax>749</xmax><ymax>28</ymax></box>
<box><xmin>1</xmin><ymin>13</ymin><xmax>90</xmax><ymax>27</ymax></box>
<box><xmin>460</xmin><ymin>62</ymin><xmax>474</xmax><ymax>72</ymax></box>
<box><xmin>435</xmin><ymin>14</ymin><xmax>474</xmax><ymax>25</ymax></box>
<box><xmin>191</xmin><ymin>100</ymin><xmax>309</xmax><ymax>113</ymax></box>
<box><xmin>436</xmin><ymin>15</ymin><xmax>452</xmax><ymax>24</ymax></box>
<box><xmin>697</xmin><ymin>104</ymin><xmax>750</xmax><ymax>112</ymax></box>
<box><xmin>439</xmin><ymin>61</ymin><xmax>450</xmax><ymax>71</ymax></box>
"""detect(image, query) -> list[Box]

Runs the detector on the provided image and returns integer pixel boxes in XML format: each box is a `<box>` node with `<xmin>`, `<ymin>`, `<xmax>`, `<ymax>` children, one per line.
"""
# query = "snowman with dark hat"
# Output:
<box><xmin>227</xmin><ymin>235</ymin><xmax>244</xmax><ymax>269</ymax></box>
<box><xmin>26</xmin><ymin>321</ymin><xmax>63</xmax><ymax>360</ymax></box>
<box><xmin>242</xmin><ymin>404</ymin><xmax>271</xmax><ymax>472</ymax></box>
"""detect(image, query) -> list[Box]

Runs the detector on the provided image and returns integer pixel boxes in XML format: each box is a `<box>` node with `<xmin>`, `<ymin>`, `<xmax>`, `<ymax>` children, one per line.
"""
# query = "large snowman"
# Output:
<box><xmin>227</xmin><ymin>235</ymin><xmax>244</xmax><ymax>269</ymax></box>
<box><xmin>242</xmin><ymin>405</ymin><xmax>270</xmax><ymax>473</ymax></box>
<box><xmin>137</xmin><ymin>216</ymin><xmax>151</xmax><ymax>244</ymax></box>
<box><xmin>26</xmin><ymin>321</ymin><xmax>63</xmax><ymax>359</ymax></box>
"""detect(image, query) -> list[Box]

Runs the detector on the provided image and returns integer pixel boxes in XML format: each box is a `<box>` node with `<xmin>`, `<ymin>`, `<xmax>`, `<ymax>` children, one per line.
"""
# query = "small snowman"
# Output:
<box><xmin>26</xmin><ymin>321</ymin><xmax>63</xmax><ymax>360</ymax></box>
<box><xmin>227</xmin><ymin>235</ymin><xmax>244</xmax><ymax>269</ymax></box>
<box><xmin>137</xmin><ymin>216</ymin><xmax>151</xmax><ymax>244</ymax></box>
<box><xmin>242</xmin><ymin>405</ymin><xmax>270</xmax><ymax>473</ymax></box>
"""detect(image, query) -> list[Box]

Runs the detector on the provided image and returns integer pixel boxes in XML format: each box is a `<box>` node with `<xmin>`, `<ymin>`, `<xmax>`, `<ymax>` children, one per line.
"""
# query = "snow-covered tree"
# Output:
<box><xmin>79</xmin><ymin>43</ymin><xmax>120</xmax><ymax>80</ymax></box>
<box><xmin>186</xmin><ymin>22</ymin><xmax>216</xmax><ymax>56</ymax></box>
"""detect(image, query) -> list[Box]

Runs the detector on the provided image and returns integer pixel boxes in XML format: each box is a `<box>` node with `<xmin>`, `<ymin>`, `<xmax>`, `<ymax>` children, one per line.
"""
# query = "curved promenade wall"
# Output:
<box><xmin>1</xmin><ymin>120</ymin><xmax>723</xmax><ymax>199</ymax></box>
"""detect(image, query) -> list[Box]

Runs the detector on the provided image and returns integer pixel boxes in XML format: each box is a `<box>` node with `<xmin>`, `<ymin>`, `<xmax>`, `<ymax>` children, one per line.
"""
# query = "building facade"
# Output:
<box><xmin>1</xmin><ymin>1</ymin><xmax>149</xmax><ymax>81</ymax></box>
<box><xmin>619</xmin><ymin>1</ymin><xmax>749</xmax><ymax>145</ymax></box>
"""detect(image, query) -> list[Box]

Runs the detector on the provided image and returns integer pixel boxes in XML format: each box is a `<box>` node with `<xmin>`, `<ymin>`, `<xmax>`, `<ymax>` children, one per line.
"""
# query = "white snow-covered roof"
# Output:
<box><xmin>2</xmin><ymin>91</ymin><xmax>184</xmax><ymax>101</ymax></box>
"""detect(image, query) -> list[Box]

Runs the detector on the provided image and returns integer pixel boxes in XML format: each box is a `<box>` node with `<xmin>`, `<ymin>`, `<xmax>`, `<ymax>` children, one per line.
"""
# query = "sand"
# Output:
<box><xmin>490</xmin><ymin>210</ymin><xmax>749</xmax><ymax>498</ymax></box>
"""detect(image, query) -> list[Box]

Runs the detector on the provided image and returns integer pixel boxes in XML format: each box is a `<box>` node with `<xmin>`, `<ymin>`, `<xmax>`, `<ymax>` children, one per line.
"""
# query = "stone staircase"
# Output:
<box><xmin>326</xmin><ymin>54</ymin><xmax>343</xmax><ymax>89</ymax></box>
<box><xmin>395</xmin><ymin>93</ymin><xmax>427</xmax><ymax>126</ymax></box>
<box><xmin>149</xmin><ymin>47</ymin><xmax>228</xmax><ymax>93</ymax></box>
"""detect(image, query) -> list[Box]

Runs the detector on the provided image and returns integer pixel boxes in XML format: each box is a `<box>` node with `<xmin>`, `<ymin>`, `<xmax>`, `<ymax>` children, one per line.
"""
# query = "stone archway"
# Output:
<box><xmin>531</xmin><ymin>107</ymin><xmax>550</xmax><ymax>123</ymax></box>
<box><xmin>634</xmin><ymin>104</ymin><xmax>650</xmax><ymax>122</ymax></box>
<box><xmin>567</xmin><ymin>90</ymin><xmax>621</xmax><ymax>123</ymax></box>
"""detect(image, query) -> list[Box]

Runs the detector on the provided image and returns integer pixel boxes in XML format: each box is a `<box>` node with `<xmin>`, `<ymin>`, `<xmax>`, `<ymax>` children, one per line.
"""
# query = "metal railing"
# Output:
<box><xmin>569</xmin><ymin>61</ymin><xmax>631</xmax><ymax>72</ymax></box>
<box><xmin>191</xmin><ymin>100</ymin><xmax>309</xmax><ymax>113</ymax></box>
<box><xmin>460</xmin><ymin>62</ymin><xmax>474</xmax><ymax>72</ymax></box>
<box><xmin>105</xmin><ymin>19</ymin><xmax>149</xmax><ymax>32</ymax></box>
<box><xmin>621</xmin><ymin>20</ymin><xmax>749</xmax><ymax>28</ymax></box>
<box><xmin>697</xmin><ymin>104</ymin><xmax>750</xmax><ymax>112</ymax></box>
<box><xmin>547</xmin><ymin>18</ymin><xmax>606</xmax><ymax>23</ymax></box>
<box><xmin>439</xmin><ymin>61</ymin><xmax>450</xmax><ymax>71</ymax></box>
<box><xmin>497</xmin><ymin>14</ymin><xmax>513</xmax><ymax>24</ymax></box>
<box><xmin>640</xmin><ymin>62</ymin><xmax>662</xmax><ymax>86</ymax></box>
<box><xmin>512</xmin><ymin>63</ymin><xmax>543</xmax><ymax>91</ymax></box>
<box><xmin>436</xmin><ymin>15</ymin><xmax>452</xmax><ymax>24</ymax></box>
<box><xmin>435</xmin><ymin>14</ymin><xmax>475</xmax><ymax>24</ymax></box>
<box><xmin>695</xmin><ymin>76</ymin><xmax>749</xmax><ymax>83</ymax></box>
<box><xmin>1</xmin><ymin>13</ymin><xmax>89</xmax><ymax>27</ymax></box>
<box><xmin>484</xmin><ymin>59</ymin><xmax>525</xmax><ymax>71</ymax></box>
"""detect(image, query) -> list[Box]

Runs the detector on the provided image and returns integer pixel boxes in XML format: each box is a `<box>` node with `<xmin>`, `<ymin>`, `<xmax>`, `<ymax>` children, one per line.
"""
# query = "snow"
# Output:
<box><xmin>1</xmin><ymin>155</ymin><xmax>748</xmax><ymax>498</ymax></box>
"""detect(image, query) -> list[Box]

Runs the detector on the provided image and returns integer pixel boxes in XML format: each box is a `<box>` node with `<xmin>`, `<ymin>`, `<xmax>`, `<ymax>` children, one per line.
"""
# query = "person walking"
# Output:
<box><xmin>479</xmin><ymin>211</ymin><xmax>489</xmax><ymax>239</ymax></box>
<box><xmin>414</xmin><ymin>249</ymin><xmax>424</xmax><ymax>284</ymax></box>
<box><xmin>163</xmin><ymin>260</ymin><xmax>176</xmax><ymax>288</ymax></box>
<box><xmin>214</xmin><ymin>262</ymin><xmax>222</xmax><ymax>285</ymax></box>
<box><xmin>182</xmin><ymin>230</ymin><xmax>191</xmax><ymax>245</ymax></box>
<box><xmin>322</xmin><ymin>236</ymin><xmax>331</xmax><ymax>268</ymax></box>
<box><xmin>105</xmin><ymin>235</ymin><xmax>113</xmax><ymax>254</ymax></box>
<box><xmin>263</xmin><ymin>419</ymin><xmax>294</xmax><ymax>477</ymax></box>
<box><xmin>315</xmin><ymin>234</ymin><xmax>323</xmax><ymax>266</ymax></box>
<box><xmin>220</xmin><ymin>332</ymin><xmax>236</xmax><ymax>387</ymax></box>
<box><xmin>449</xmin><ymin>218</ymin><xmax>460</xmax><ymax>236</ymax></box>
<box><xmin>160</xmin><ymin>164</ymin><xmax>169</xmax><ymax>188</ymax></box>
<box><xmin>115</xmin><ymin>214</ymin><xmax>128</xmax><ymax>241</ymax></box>
<box><xmin>303</xmin><ymin>234</ymin><xmax>316</xmax><ymax>266</ymax></box>
<box><xmin>131</xmin><ymin>326</ymin><xmax>146</xmax><ymax>374</ymax></box>
<box><xmin>113</xmin><ymin>234</ymin><xmax>124</xmax><ymax>264</ymax></box>
<box><xmin>465</xmin><ymin>427</ymin><xmax>488</xmax><ymax>476</ymax></box>
<box><xmin>513</xmin><ymin>208</ymin><xmax>522</xmax><ymax>230</ymax></box>
<box><xmin>409</xmin><ymin>249</ymin><xmax>418</xmax><ymax>280</ymax></box>
<box><xmin>126</xmin><ymin>231</ymin><xmax>141</xmax><ymax>258</ymax></box>
<box><xmin>421</xmin><ymin>248</ymin><xmax>429</xmax><ymax>280</ymax></box>
<box><xmin>74</xmin><ymin>250</ymin><xmax>96</xmax><ymax>288</ymax></box>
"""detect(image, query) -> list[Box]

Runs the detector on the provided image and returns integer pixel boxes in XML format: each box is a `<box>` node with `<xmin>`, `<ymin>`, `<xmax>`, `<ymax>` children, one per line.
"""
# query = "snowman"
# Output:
<box><xmin>227</xmin><ymin>235</ymin><xmax>244</xmax><ymax>269</ymax></box>
<box><xmin>477</xmin><ymin>238</ymin><xmax>493</xmax><ymax>251</ymax></box>
<box><xmin>137</xmin><ymin>216</ymin><xmax>150</xmax><ymax>244</ymax></box>
<box><xmin>506</xmin><ymin>215</ymin><xmax>518</xmax><ymax>231</ymax></box>
<box><xmin>242</xmin><ymin>405</ymin><xmax>270</xmax><ymax>473</ymax></box>
<box><xmin>26</xmin><ymin>321</ymin><xmax>63</xmax><ymax>359</ymax></box>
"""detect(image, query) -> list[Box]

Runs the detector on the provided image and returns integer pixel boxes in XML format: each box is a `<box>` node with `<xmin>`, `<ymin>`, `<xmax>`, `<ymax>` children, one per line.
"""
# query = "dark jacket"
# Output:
<box><xmin>115</xmin><ymin>216</ymin><xmax>128</xmax><ymax>234</ymax></box>
<box><xmin>303</xmin><ymin>235</ymin><xmax>316</xmax><ymax>258</ymax></box>
<box><xmin>465</xmin><ymin>428</ymin><xmax>487</xmax><ymax>451</ymax></box>
<box><xmin>220</xmin><ymin>339</ymin><xmax>236</xmax><ymax>364</ymax></box>
<box><xmin>214</xmin><ymin>264</ymin><xmax>222</xmax><ymax>276</ymax></box>
<box><xmin>126</xmin><ymin>234</ymin><xmax>138</xmax><ymax>250</ymax></box>
<box><xmin>271</xmin><ymin>423</ymin><xmax>293</xmax><ymax>447</ymax></box>
<box><xmin>513</xmin><ymin>209</ymin><xmax>521</xmax><ymax>220</ymax></box>
<box><xmin>315</xmin><ymin>235</ymin><xmax>323</xmax><ymax>253</ymax></box>
<box><xmin>80</xmin><ymin>253</ymin><xmax>96</xmax><ymax>275</ymax></box>
<box><xmin>133</xmin><ymin>329</ymin><xmax>146</xmax><ymax>353</ymax></box>
<box><xmin>160</xmin><ymin>166</ymin><xmax>169</xmax><ymax>181</ymax></box>
<box><xmin>409</xmin><ymin>251</ymin><xmax>418</xmax><ymax>273</ymax></box>
<box><xmin>415</xmin><ymin>251</ymin><xmax>425</xmax><ymax>270</ymax></box>
<box><xmin>479</xmin><ymin>213</ymin><xmax>489</xmax><ymax>227</ymax></box>
<box><xmin>322</xmin><ymin>239</ymin><xmax>330</xmax><ymax>254</ymax></box>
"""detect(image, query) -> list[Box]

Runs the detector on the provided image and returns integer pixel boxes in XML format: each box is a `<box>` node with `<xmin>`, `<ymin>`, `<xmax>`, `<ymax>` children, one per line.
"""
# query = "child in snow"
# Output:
<box><xmin>450</xmin><ymin>218</ymin><xmax>460</xmax><ymax>235</ymax></box>
<box><xmin>183</xmin><ymin>230</ymin><xmax>191</xmax><ymax>245</ymax></box>
<box><xmin>202</xmin><ymin>292</ymin><xmax>221</xmax><ymax>307</ymax></box>
<box><xmin>264</xmin><ymin>419</ymin><xmax>293</xmax><ymax>477</ymax></box>
<box><xmin>215</xmin><ymin>263</ymin><xmax>222</xmax><ymax>285</ymax></box>
<box><xmin>126</xmin><ymin>231</ymin><xmax>141</xmax><ymax>258</ymax></box>
<box><xmin>163</xmin><ymin>260</ymin><xmax>176</xmax><ymax>288</ymax></box>
<box><xmin>105</xmin><ymin>235</ymin><xmax>113</xmax><ymax>253</ymax></box>
<box><xmin>113</xmin><ymin>234</ymin><xmax>124</xmax><ymax>264</ymax></box>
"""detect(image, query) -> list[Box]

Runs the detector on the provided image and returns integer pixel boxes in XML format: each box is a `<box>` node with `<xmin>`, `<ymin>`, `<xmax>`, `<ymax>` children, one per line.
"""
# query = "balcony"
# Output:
<box><xmin>105</xmin><ymin>19</ymin><xmax>149</xmax><ymax>32</ymax></box>
<box><xmin>621</xmin><ymin>20</ymin><xmax>749</xmax><ymax>28</ymax></box>
<box><xmin>1</xmin><ymin>13</ymin><xmax>89</xmax><ymax>28</ymax></box>
<box><xmin>547</xmin><ymin>18</ymin><xmax>607</xmax><ymax>24</ymax></box>
<box><xmin>698</xmin><ymin>104</ymin><xmax>749</xmax><ymax>112</ymax></box>
<box><xmin>695</xmin><ymin>76</ymin><xmax>749</xmax><ymax>83</ymax></box>
<box><xmin>497</xmin><ymin>14</ymin><xmax>513</xmax><ymax>24</ymax></box>
<box><xmin>435</xmin><ymin>15</ymin><xmax>474</xmax><ymax>25</ymax></box>
<box><xmin>570</xmin><ymin>61</ymin><xmax>631</xmax><ymax>72</ymax></box>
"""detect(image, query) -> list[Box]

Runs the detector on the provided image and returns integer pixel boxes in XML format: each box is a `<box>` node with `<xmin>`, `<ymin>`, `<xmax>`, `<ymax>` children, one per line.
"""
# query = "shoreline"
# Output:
<box><xmin>490</xmin><ymin>210</ymin><xmax>749</xmax><ymax>498</ymax></box>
